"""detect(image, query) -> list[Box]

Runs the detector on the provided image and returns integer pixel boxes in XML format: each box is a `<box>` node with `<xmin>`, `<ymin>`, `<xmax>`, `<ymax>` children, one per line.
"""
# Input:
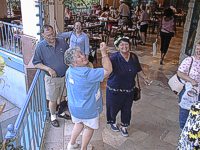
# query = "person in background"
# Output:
<box><xmin>103</xmin><ymin>4</ymin><xmax>109</xmax><ymax>12</ymax></box>
<box><xmin>32</xmin><ymin>25</ymin><xmax>71</xmax><ymax>127</ymax></box>
<box><xmin>159</xmin><ymin>8</ymin><xmax>175</xmax><ymax>65</ymax></box>
<box><xmin>110</xmin><ymin>6</ymin><xmax>118</xmax><ymax>19</ymax></box>
<box><xmin>170</xmin><ymin>5</ymin><xmax>177</xmax><ymax>14</ymax></box>
<box><xmin>106</xmin><ymin>35</ymin><xmax>151</xmax><ymax>137</ymax></box>
<box><xmin>138</xmin><ymin>5</ymin><xmax>149</xmax><ymax>45</ymax></box>
<box><xmin>134</xmin><ymin>5</ymin><xmax>141</xmax><ymax>18</ymax></box>
<box><xmin>64</xmin><ymin>42</ymin><xmax>112</xmax><ymax>150</ymax></box>
<box><xmin>60</xmin><ymin>21</ymin><xmax>90</xmax><ymax>58</ymax></box>
<box><xmin>95</xmin><ymin>4</ymin><xmax>102</xmax><ymax>16</ymax></box>
<box><xmin>64</xmin><ymin>6</ymin><xmax>72</xmax><ymax>20</ymax></box>
<box><xmin>177</xmin><ymin>40</ymin><xmax>200</xmax><ymax>129</ymax></box>
<box><xmin>119</xmin><ymin>0</ymin><xmax>130</xmax><ymax>27</ymax></box>
<box><xmin>119</xmin><ymin>0</ymin><xmax>130</xmax><ymax>19</ymax></box>
<box><xmin>100</xmin><ymin>9</ymin><xmax>117</xmax><ymax>32</ymax></box>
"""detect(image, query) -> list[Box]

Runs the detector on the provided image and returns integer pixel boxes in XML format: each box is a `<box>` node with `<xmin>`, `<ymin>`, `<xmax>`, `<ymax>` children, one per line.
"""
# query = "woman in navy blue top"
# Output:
<box><xmin>106</xmin><ymin>36</ymin><xmax>150</xmax><ymax>137</ymax></box>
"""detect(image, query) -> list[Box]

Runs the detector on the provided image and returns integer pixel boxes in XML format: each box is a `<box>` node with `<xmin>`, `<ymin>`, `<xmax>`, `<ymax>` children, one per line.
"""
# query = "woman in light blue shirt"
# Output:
<box><xmin>64</xmin><ymin>43</ymin><xmax>112</xmax><ymax>150</ymax></box>
<box><xmin>61</xmin><ymin>21</ymin><xmax>90</xmax><ymax>57</ymax></box>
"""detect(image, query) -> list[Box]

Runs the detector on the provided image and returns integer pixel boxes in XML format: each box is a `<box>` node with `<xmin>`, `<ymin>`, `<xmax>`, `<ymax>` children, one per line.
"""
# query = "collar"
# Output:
<box><xmin>44</xmin><ymin>39</ymin><xmax>58</xmax><ymax>47</ymax></box>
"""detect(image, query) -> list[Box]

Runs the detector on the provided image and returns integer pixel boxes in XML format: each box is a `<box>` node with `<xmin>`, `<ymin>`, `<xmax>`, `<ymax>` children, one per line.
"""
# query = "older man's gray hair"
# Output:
<box><xmin>64</xmin><ymin>47</ymin><xmax>81</xmax><ymax>66</ymax></box>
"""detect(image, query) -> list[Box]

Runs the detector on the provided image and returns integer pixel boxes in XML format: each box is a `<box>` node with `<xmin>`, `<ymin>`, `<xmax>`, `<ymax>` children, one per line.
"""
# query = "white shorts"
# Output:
<box><xmin>71</xmin><ymin>115</ymin><xmax>100</xmax><ymax>130</ymax></box>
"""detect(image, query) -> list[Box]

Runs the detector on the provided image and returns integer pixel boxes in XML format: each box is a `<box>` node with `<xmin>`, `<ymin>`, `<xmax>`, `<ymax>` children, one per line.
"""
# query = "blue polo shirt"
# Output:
<box><xmin>66</xmin><ymin>66</ymin><xmax>104</xmax><ymax>119</ymax></box>
<box><xmin>32</xmin><ymin>38</ymin><xmax>68</xmax><ymax>77</ymax></box>
<box><xmin>107</xmin><ymin>52</ymin><xmax>142</xmax><ymax>90</ymax></box>
<box><xmin>60</xmin><ymin>31</ymin><xmax>89</xmax><ymax>55</ymax></box>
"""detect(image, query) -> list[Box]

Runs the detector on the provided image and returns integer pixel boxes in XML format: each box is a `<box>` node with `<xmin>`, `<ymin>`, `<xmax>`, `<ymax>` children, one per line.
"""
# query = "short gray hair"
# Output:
<box><xmin>64</xmin><ymin>47</ymin><xmax>81</xmax><ymax>66</ymax></box>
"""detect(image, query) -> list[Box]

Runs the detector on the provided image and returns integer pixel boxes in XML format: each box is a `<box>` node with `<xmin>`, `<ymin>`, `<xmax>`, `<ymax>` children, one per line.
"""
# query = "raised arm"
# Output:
<box><xmin>99</xmin><ymin>42</ymin><xmax>112</xmax><ymax>78</ymax></box>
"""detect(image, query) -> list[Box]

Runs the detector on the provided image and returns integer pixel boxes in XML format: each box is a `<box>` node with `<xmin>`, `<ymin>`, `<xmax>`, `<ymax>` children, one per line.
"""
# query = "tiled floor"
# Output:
<box><xmin>42</xmin><ymin>26</ymin><xmax>183</xmax><ymax>150</ymax></box>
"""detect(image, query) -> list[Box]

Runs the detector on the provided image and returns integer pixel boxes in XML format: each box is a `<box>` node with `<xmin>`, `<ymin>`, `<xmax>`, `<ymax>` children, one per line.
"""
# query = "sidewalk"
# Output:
<box><xmin>42</xmin><ymin>27</ymin><xmax>183</xmax><ymax>150</ymax></box>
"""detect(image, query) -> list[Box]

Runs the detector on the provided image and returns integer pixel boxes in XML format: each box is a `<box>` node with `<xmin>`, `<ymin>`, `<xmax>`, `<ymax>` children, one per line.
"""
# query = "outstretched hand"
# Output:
<box><xmin>100</xmin><ymin>42</ymin><xmax>108</xmax><ymax>54</ymax></box>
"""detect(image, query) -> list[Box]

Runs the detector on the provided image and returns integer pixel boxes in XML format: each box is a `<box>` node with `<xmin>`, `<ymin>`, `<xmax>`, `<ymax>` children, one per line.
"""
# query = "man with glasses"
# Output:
<box><xmin>32</xmin><ymin>25</ymin><xmax>71</xmax><ymax>127</ymax></box>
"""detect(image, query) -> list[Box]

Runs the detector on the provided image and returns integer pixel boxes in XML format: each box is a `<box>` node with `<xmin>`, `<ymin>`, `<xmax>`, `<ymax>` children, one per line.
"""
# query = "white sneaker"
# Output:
<box><xmin>67</xmin><ymin>143</ymin><xmax>79</xmax><ymax>150</ymax></box>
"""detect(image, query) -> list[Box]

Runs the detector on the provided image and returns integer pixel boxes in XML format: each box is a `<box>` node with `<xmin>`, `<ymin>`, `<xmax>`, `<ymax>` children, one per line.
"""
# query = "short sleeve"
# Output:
<box><xmin>178</xmin><ymin>57</ymin><xmax>193</xmax><ymax>74</ymax></box>
<box><xmin>87</xmin><ymin>68</ymin><xmax>104</xmax><ymax>82</ymax></box>
<box><xmin>133</xmin><ymin>53</ymin><xmax>142</xmax><ymax>72</ymax></box>
<box><xmin>32</xmin><ymin>44</ymin><xmax>43</xmax><ymax>65</ymax></box>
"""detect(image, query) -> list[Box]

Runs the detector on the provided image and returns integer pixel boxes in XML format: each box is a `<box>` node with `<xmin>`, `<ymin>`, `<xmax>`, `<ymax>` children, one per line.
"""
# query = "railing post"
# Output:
<box><xmin>5</xmin><ymin>124</ymin><xmax>16</xmax><ymax>140</ymax></box>
<box><xmin>3</xmin><ymin>124</ymin><xmax>17</xmax><ymax>149</ymax></box>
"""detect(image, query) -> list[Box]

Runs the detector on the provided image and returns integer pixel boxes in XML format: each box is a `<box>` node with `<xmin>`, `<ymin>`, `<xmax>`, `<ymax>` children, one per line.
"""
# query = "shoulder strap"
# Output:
<box><xmin>136</xmin><ymin>74</ymin><xmax>141</xmax><ymax>90</ymax></box>
<box><xmin>131</xmin><ymin>53</ymin><xmax>141</xmax><ymax>89</ymax></box>
<box><xmin>188</xmin><ymin>57</ymin><xmax>194</xmax><ymax>75</ymax></box>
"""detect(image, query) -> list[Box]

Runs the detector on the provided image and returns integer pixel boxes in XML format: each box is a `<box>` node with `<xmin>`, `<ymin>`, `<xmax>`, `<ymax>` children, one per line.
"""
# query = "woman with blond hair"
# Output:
<box><xmin>177</xmin><ymin>40</ymin><xmax>200</xmax><ymax>129</ymax></box>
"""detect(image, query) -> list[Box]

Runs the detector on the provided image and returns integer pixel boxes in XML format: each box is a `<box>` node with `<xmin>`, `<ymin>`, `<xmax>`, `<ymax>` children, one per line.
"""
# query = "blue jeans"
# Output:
<box><xmin>179</xmin><ymin>107</ymin><xmax>189</xmax><ymax>129</ymax></box>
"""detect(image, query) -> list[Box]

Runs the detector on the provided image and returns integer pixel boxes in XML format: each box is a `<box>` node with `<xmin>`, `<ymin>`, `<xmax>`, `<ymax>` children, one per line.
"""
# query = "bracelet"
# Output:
<box><xmin>102</xmin><ymin>55</ymin><xmax>108</xmax><ymax>58</ymax></box>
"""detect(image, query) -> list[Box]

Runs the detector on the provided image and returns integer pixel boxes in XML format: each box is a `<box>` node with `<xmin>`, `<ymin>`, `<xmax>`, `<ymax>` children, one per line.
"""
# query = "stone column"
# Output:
<box><xmin>49</xmin><ymin>0</ymin><xmax>55</xmax><ymax>28</ymax></box>
<box><xmin>55</xmin><ymin>0</ymin><xmax>64</xmax><ymax>32</ymax></box>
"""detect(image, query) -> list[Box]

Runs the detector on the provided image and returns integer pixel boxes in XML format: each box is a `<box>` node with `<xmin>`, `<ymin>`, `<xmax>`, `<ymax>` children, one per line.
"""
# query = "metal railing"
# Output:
<box><xmin>3</xmin><ymin>70</ymin><xmax>47</xmax><ymax>150</ymax></box>
<box><xmin>0</xmin><ymin>21</ymin><xmax>23</xmax><ymax>57</ymax></box>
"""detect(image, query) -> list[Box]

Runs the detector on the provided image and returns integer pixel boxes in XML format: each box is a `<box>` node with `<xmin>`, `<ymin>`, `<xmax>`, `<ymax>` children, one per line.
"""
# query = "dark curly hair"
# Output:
<box><xmin>114</xmin><ymin>34</ymin><xmax>130</xmax><ymax>48</ymax></box>
<box><xmin>164</xmin><ymin>8</ymin><xmax>174</xmax><ymax>18</ymax></box>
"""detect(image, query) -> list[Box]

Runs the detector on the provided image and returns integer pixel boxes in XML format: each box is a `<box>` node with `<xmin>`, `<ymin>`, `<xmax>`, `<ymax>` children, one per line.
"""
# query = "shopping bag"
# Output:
<box><xmin>152</xmin><ymin>38</ymin><xmax>157</xmax><ymax>56</ymax></box>
<box><xmin>179</xmin><ymin>82</ymin><xmax>199</xmax><ymax>110</ymax></box>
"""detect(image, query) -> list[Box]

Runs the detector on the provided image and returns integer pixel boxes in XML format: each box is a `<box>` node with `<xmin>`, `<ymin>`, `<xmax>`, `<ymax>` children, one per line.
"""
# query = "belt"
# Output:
<box><xmin>45</xmin><ymin>74</ymin><xmax>65</xmax><ymax>78</ymax></box>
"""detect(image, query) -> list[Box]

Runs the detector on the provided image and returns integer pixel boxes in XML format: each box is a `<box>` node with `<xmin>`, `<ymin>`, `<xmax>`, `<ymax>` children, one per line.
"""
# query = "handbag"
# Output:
<box><xmin>168</xmin><ymin>74</ymin><xmax>184</xmax><ymax>95</ymax></box>
<box><xmin>133</xmin><ymin>74</ymin><xmax>141</xmax><ymax>101</ymax></box>
<box><xmin>168</xmin><ymin>57</ymin><xmax>194</xmax><ymax>95</ymax></box>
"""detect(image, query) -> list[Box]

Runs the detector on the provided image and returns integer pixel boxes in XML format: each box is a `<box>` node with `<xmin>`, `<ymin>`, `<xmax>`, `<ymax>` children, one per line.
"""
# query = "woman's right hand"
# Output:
<box><xmin>100</xmin><ymin>42</ymin><xmax>108</xmax><ymax>56</ymax></box>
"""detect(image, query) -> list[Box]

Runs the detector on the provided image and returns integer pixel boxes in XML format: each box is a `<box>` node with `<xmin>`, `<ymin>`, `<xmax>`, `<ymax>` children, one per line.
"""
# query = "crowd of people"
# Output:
<box><xmin>32</xmin><ymin>1</ymin><xmax>199</xmax><ymax>150</ymax></box>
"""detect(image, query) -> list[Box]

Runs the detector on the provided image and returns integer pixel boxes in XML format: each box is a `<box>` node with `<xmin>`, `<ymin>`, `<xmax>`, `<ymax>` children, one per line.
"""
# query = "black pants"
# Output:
<box><xmin>160</xmin><ymin>31</ymin><xmax>173</xmax><ymax>54</ymax></box>
<box><xmin>106</xmin><ymin>89</ymin><xmax>134</xmax><ymax>127</ymax></box>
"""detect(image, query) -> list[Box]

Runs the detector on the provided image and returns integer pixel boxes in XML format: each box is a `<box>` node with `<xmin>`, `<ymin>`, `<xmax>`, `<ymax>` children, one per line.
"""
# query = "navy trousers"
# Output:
<box><xmin>106</xmin><ymin>88</ymin><xmax>134</xmax><ymax>127</ymax></box>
